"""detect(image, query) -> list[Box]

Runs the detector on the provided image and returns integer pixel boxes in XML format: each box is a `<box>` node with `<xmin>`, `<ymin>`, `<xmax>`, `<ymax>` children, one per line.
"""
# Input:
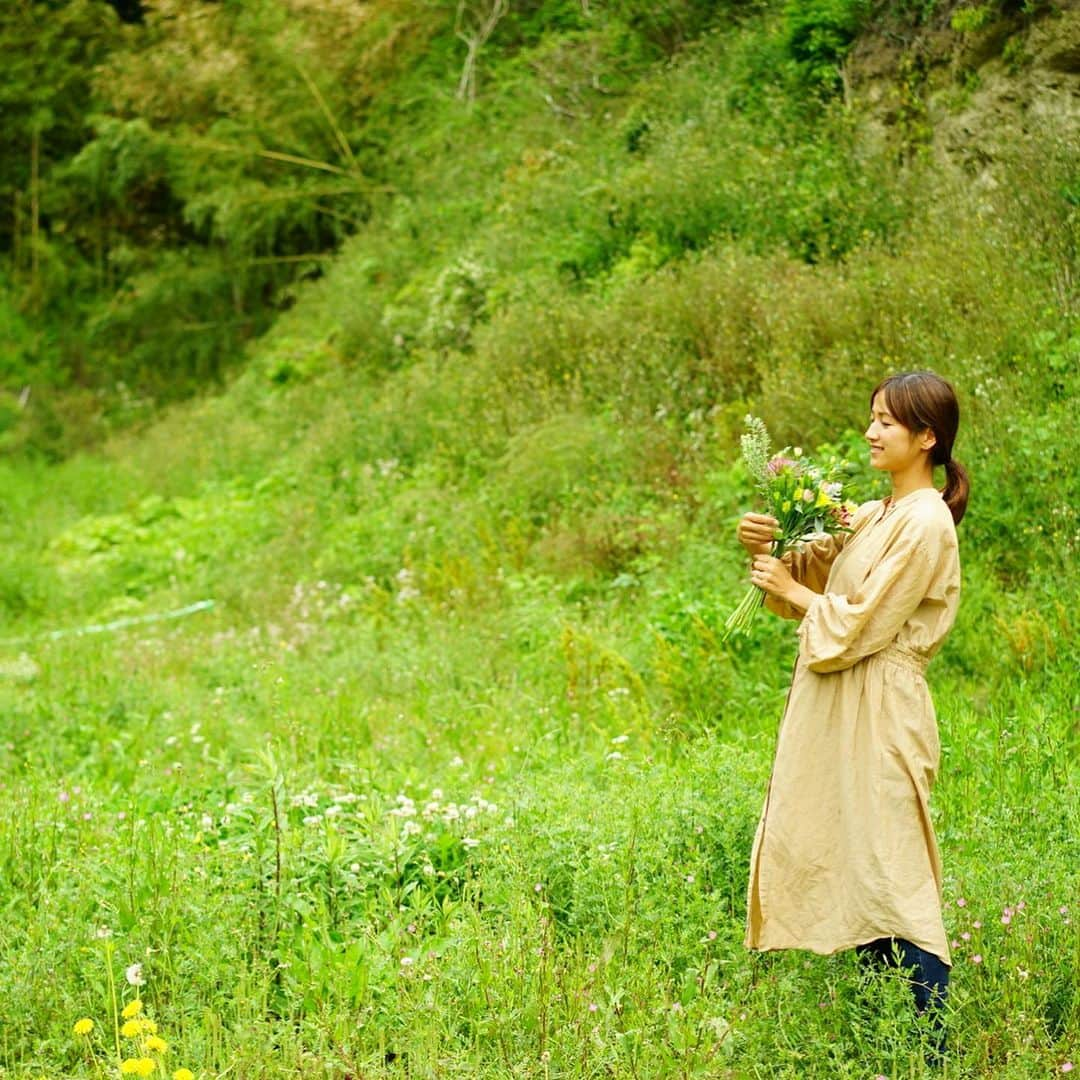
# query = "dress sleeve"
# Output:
<box><xmin>797</xmin><ymin>520</ymin><xmax>941</xmax><ymax>673</ymax></box>
<box><xmin>763</xmin><ymin>535</ymin><xmax>844</xmax><ymax>621</ymax></box>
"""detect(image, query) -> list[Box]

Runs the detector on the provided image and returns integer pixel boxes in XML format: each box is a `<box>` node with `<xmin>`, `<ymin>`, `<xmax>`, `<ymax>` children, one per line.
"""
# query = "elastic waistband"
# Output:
<box><xmin>878</xmin><ymin>640</ymin><xmax>930</xmax><ymax>675</ymax></box>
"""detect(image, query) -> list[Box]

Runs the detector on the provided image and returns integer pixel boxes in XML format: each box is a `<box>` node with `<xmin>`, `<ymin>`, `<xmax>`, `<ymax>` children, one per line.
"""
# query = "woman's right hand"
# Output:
<box><xmin>737</xmin><ymin>512</ymin><xmax>780</xmax><ymax>556</ymax></box>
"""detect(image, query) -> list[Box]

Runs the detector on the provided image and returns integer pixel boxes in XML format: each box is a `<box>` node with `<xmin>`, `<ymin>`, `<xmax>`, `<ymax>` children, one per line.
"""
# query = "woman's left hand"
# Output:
<box><xmin>750</xmin><ymin>554</ymin><xmax>795</xmax><ymax>599</ymax></box>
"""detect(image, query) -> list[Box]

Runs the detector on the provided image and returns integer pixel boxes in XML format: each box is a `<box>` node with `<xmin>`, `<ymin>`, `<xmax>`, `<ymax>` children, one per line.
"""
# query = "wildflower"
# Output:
<box><xmin>125</xmin><ymin>963</ymin><xmax>145</xmax><ymax>987</ymax></box>
<box><xmin>1001</xmin><ymin>914</ymin><xmax>1012</xmax><ymax>925</ymax></box>
<box><xmin>972</xmin><ymin>954</ymin><xmax>983</xmax><ymax>964</ymax></box>
<box><xmin>146</xmin><ymin>1035</ymin><xmax>168</xmax><ymax>1053</ymax></box>
<box><xmin>173</xmin><ymin>1071</ymin><xmax>195</xmax><ymax>1080</ymax></box>
<box><xmin>121</xmin><ymin>1060</ymin><xmax>156</xmax><ymax>1076</ymax></box>
<box><xmin>973</xmin><ymin>920</ymin><xmax>982</xmax><ymax>929</ymax></box>
<box><xmin>73</xmin><ymin>1018</ymin><xmax>94</xmax><ymax>1036</ymax></box>
<box><xmin>588</xmin><ymin>1003</ymin><xmax>598</xmax><ymax>1012</ymax></box>
<box><xmin>1062</xmin><ymin>1065</ymin><xmax>1074</xmax><ymax>1075</ymax></box>
<box><xmin>961</xmin><ymin>932</ymin><xmax>971</xmax><ymax>941</ymax></box>
<box><xmin>122</xmin><ymin>1020</ymin><xmax>143</xmax><ymax>1038</ymax></box>
<box><xmin>122</xmin><ymin>1000</ymin><xmax>143</xmax><ymax>1019</ymax></box>
<box><xmin>955</xmin><ymin>897</ymin><xmax>967</xmax><ymax>908</ymax></box>
<box><xmin>140</xmin><ymin>1019</ymin><xmax>158</xmax><ymax>1035</ymax></box>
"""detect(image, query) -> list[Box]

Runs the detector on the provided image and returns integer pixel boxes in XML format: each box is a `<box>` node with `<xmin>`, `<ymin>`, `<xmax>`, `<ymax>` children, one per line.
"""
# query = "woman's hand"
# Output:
<box><xmin>750</xmin><ymin>554</ymin><xmax>795</xmax><ymax>600</ymax></box>
<box><xmin>737</xmin><ymin>513</ymin><xmax>780</xmax><ymax>556</ymax></box>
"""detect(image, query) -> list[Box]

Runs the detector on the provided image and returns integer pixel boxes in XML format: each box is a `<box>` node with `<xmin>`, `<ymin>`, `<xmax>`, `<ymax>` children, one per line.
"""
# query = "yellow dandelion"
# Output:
<box><xmin>120</xmin><ymin>1061</ymin><xmax>140</xmax><ymax>1075</ymax></box>
<box><xmin>173</xmin><ymin>1069</ymin><xmax>195</xmax><ymax>1080</ymax></box>
<box><xmin>122</xmin><ymin>1000</ymin><xmax>143</xmax><ymax>1019</ymax></box>
<box><xmin>134</xmin><ymin>1059</ymin><xmax>156</xmax><ymax>1077</ymax></box>
<box><xmin>73</xmin><ymin>1018</ymin><xmax>94</xmax><ymax>1036</ymax></box>
<box><xmin>140</xmin><ymin>1019</ymin><xmax>159</xmax><ymax>1035</ymax></box>
<box><xmin>146</xmin><ymin>1036</ymin><xmax>168</xmax><ymax>1053</ymax></box>
<box><xmin>121</xmin><ymin>1020</ymin><xmax>143</xmax><ymax>1039</ymax></box>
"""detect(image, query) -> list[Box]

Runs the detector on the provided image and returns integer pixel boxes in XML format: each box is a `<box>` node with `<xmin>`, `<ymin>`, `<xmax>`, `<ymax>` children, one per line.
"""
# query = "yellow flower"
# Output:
<box><xmin>73</xmin><ymin>1018</ymin><xmax>94</xmax><ymax>1036</ymax></box>
<box><xmin>122</xmin><ymin>1000</ymin><xmax>143</xmax><ymax>1019</ymax></box>
<box><xmin>140</xmin><ymin>1019</ymin><xmax>159</xmax><ymax>1035</ymax></box>
<box><xmin>134</xmin><ymin>1059</ymin><xmax>156</xmax><ymax>1077</ymax></box>
<box><xmin>173</xmin><ymin>1069</ymin><xmax>195</xmax><ymax>1080</ymax></box>
<box><xmin>781</xmin><ymin>500</ymin><xmax>791</xmax><ymax>513</ymax></box>
<box><xmin>121</xmin><ymin>1020</ymin><xmax>143</xmax><ymax>1038</ymax></box>
<box><xmin>120</xmin><ymin>1061</ymin><xmax>140</xmax><ymax>1075</ymax></box>
<box><xmin>146</xmin><ymin>1036</ymin><xmax>168</xmax><ymax>1053</ymax></box>
<box><xmin>815</xmin><ymin>489</ymin><xmax>831</xmax><ymax>509</ymax></box>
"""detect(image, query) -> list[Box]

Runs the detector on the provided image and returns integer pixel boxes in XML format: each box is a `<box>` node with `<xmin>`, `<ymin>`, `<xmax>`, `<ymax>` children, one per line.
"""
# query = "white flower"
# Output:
<box><xmin>125</xmin><ymin>963</ymin><xmax>145</xmax><ymax>987</ymax></box>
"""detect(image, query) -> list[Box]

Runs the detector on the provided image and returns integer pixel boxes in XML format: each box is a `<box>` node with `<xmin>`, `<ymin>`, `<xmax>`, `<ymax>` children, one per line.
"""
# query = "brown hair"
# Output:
<box><xmin>870</xmin><ymin>370</ymin><xmax>969</xmax><ymax>526</ymax></box>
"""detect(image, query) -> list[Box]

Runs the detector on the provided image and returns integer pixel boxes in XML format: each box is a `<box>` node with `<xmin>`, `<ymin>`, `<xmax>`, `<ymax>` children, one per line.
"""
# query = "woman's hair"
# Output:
<box><xmin>870</xmin><ymin>370</ymin><xmax>969</xmax><ymax>526</ymax></box>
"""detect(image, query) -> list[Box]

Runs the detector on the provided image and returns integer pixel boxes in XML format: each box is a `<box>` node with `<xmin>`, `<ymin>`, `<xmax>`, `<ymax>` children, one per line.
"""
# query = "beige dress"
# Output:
<box><xmin>744</xmin><ymin>486</ymin><xmax>961</xmax><ymax>964</ymax></box>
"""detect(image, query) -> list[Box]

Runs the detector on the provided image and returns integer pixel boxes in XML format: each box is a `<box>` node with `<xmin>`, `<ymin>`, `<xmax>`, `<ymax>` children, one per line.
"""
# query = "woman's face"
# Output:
<box><xmin>865</xmin><ymin>392</ymin><xmax>935</xmax><ymax>472</ymax></box>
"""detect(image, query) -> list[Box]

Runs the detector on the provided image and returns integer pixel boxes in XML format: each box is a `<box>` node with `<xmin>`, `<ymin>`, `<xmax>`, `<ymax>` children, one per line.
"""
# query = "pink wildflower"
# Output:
<box><xmin>972</xmin><ymin>954</ymin><xmax>983</xmax><ymax>964</ymax></box>
<box><xmin>955</xmin><ymin>897</ymin><xmax>967</xmax><ymax>908</ymax></box>
<box><xmin>766</xmin><ymin>456</ymin><xmax>796</xmax><ymax>475</ymax></box>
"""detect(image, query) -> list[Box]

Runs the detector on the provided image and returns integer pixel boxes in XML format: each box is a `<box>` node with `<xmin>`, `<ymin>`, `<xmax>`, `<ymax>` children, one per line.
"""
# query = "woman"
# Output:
<box><xmin>737</xmin><ymin>371</ymin><xmax>969</xmax><ymax>1062</ymax></box>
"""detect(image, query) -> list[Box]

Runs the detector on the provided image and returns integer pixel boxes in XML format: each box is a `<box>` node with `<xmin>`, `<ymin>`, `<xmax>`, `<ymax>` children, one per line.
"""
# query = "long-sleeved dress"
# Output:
<box><xmin>744</xmin><ymin>486</ymin><xmax>961</xmax><ymax>965</ymax></box>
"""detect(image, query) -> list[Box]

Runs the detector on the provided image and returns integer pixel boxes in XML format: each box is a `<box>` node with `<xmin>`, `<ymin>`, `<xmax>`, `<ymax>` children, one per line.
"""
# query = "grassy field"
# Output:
<box><xmin>2</xmin><ymin>3</ymin><xmax>1079</xmax><ymax>1077</ymax></box>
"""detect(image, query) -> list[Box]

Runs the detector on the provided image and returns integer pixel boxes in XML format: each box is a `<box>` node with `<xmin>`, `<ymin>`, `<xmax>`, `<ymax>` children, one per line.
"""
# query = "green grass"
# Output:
<box><xmin>1</xmin><ymin>4</ymin><xmax>1079</xmax><ymax>1077</ymax></box>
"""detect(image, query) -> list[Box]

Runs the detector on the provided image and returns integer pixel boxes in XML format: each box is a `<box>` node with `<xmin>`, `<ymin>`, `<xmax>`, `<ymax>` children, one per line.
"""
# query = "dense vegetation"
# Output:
<box><xmin>1</xmin><ymin>0</ymin><xmax>1077</xmax><ymax>1076</ymax></box>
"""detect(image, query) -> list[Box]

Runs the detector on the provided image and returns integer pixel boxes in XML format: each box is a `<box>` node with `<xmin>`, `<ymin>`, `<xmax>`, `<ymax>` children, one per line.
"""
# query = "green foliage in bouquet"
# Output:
<box><xmin>721</xmin><ymin>414</ymin><xmax>856</xmax><ymax>642</ymax></box>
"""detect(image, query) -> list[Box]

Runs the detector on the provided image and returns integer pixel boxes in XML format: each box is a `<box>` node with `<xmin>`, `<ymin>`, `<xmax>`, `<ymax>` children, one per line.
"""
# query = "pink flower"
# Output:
<box><xmin>588</xmin><ymin>1003</ymin><xmax>598</xmax><ymax>1013</ymax></box>
<box><xmin>961</xmin><ymin>932</ymin><xmax>971</xmax><ymax>941</ymax></box>
<box><xmin>972</xmin><ymin>954</ymin><xmax>983</xmax><ymax>965</ymax></box>
<box><xmin>1061</xmin><ymin>1064</ymin><xmax>1073</xmax><ymax>1074</ymax></box>
<box><xmin>955</xmin><ymin>897</ymin><xmax>967</xmax><ymax>908</ymax></box>
<box><xmin>766</xmin><ymin>456</ymin><xmax>796</xmax><ymax>475</ymax></box>
<box><xmin>1001</xmin><ymin>914</ymin><xmax>1012</xmax><ymax>926</ymax></box>
<box><xmin>973</xmin><ymin>920</ymin><xmax>982</xmax><ymax>929</ymax></box>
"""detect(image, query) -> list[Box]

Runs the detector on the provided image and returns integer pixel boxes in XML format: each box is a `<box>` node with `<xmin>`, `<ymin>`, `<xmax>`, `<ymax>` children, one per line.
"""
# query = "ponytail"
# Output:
<box><xmin>942</xmin><ymin>458</ymin><xmax>969</xmax><ymax>526</ymax></box>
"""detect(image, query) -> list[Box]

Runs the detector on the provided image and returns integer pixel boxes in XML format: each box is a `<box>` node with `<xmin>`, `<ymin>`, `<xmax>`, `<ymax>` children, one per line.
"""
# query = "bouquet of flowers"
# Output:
<box><xmin>720</xmin><ymin>415</ymin><xmax>858</xmax><ymax>642</ymax></box>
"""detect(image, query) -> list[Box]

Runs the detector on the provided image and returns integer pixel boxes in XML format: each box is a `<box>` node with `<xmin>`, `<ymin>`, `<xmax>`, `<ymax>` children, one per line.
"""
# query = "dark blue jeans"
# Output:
<box><xmin>855</xmin><ymin>937</ymin><xmax>949</xmax><ymax>1065</ymax></box>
